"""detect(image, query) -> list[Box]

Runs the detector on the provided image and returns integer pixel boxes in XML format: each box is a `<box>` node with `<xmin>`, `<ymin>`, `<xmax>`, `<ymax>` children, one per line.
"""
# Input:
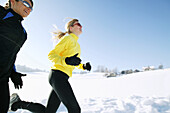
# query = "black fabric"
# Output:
<box><xmin>12</xmin><ymin>101</ymin><xmax>45</xmax><ymax>113</ymax></box>
<box><xmin>0</xmin><ymin>5</ymin><xmax>6</xmax><ymax>19</ymax></box>
<box><xmin>0</xmin><ymin>6</ymin><xmax>27</xmax><ymax>82</ymax></box>
<box><xmin>48</xmin><ymin>70</ymin><xmax>81</xmax><ymax>113</ymax></box>
<box><xmin>10</xmin><ymin>69</ymin><xmax>26</xmax><ymax>89</ymax></box>
<box><xmin>65</xmin><ymin>53</ymin><xmax>81</xmax><ymax>66</ymax></box>
<box><xmin>0</xmin><ymin>81</ymin><xmax>10</xmax><ymax>112</ymax></box>
<box><xmin>14</xmin><ymin>70</ymin><xmax>81</xmax><ymax>113</ymax></box>
<box><xmin>83</xmin><ymin>62</ymin><xmax>91</xmax><ymax>71</ymax></box>
<box><xmin>0</xmin><ymin>6</ymin><xmax>27</xmax><ymax>113</ymax></box>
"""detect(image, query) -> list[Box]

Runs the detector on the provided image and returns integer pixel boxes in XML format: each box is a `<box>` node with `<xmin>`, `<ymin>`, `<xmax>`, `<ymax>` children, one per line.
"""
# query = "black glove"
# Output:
<box><xmin>10</xmin><ymin>69</ymin><xmax>26</xmax><ymax>89</ymax></box>
<box><xmin>65</xmin><ymin>53</ymin><xmax>81</xmax><ymax>66</ymax></box>
<box><xmin>83</xmin><ymin>62</ymin><xmax>91</xmax><ymax>71</ymax></box>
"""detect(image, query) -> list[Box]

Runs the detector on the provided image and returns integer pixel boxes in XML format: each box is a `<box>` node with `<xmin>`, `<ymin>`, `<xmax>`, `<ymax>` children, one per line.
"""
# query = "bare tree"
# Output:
<box><xmin>158</xmin><ymin>64</ymin><xmax>163</xmax><ymax>69</ymax></box>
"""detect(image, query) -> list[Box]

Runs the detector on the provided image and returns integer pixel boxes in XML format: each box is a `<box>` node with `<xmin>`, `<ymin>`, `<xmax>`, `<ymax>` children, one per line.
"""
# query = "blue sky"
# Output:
<box><xmin>1</xmin><ymin>0</ymin><xmax>170</xmax><ymax>72</ymax></box>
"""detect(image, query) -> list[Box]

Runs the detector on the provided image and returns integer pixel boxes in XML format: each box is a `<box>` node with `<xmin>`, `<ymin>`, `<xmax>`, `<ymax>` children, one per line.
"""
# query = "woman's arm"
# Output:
<box><xmin>48</xmin><ymin>36</ymin><xmax>69</xmax><ymax>66</ymax></box>
<box><xmin>76</xmin><ymin>63</ymin><xmax>84</xmax><ymax>70</ymax></box>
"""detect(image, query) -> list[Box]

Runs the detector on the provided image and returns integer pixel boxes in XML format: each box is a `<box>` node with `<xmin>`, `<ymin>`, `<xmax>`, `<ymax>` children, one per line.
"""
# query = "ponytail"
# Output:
<box><xmin>52</xmin><ymin>18</ymin><xmax>79</xmax><ymax>39</ymax></box>
<box><xmin>53</xmin><ymin>31</ymin><xmax>68</xmax><ymax>39</ymax></box>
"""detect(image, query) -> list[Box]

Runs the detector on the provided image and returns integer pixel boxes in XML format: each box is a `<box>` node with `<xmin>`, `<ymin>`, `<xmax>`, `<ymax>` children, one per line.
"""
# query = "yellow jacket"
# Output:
<box><xmin>48</xmin><ymin>33</ymin><xmax>84</xmax><ymax>77</ymax></box>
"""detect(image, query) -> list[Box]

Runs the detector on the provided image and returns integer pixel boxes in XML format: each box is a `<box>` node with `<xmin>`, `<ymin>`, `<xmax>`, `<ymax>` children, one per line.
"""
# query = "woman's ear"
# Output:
<box><xmin>69</xmin><ymin>26</ymin><xmax>73</xmax><ymax>32</ymax></box>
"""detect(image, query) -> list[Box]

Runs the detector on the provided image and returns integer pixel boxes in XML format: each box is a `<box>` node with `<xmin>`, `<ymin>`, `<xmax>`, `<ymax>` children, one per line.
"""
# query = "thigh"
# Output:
<box><xmin>50</xmin><ymin>71</ymin><xmax>79</xmax><ymax>109</ymax></box>
<box><xmin>55</xmin><ymin>80</ymin><xmax>80</xmax><ymax>113</ymax></box>
<box><xmin>45</xmin><ymin>90</ymin><xmax>61</xmax><ymax>113</ymax></box>
<box><xmin>0</xmin><ymin>81</ymin><xmax>10</xmax><ymax>112</ymax></box>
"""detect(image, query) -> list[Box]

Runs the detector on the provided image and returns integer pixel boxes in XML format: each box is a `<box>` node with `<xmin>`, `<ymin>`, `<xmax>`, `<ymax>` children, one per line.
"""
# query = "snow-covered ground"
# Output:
<box><xmin>8</xmin><ymin>68</ymin><xmax>170</xmax><ymax>113</ymax></box>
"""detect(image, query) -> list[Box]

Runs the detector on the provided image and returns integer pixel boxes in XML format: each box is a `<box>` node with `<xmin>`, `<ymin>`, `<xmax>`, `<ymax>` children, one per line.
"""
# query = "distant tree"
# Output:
<box><xmin>105</xmin><ymin>68</ymin><xmax>108</xmax><ymax>73</ymax></box>
<box><xmin>121</xmin><ymin>70</ymin><xmax>126</xmax><ymax>75</ymax></box>
<box><xmin>80</xmin><ymin>71</ymin><xmax>87</xmax><ymax>74</ymax></box>
<box><xmin>95</xmin><ymin>65</ymin><xmax>107</xmax><ymax>73</ymax></box>
<box><xmin>16</xmin><ymin>65</ymin><xmax>47</xmax><ymax>72</ymax></box>
<box><xmin>101</xmin><ymin>66</ymin><xmax>105</xmax><ymax>72</ymax></box>
<box><xmin>112</xmin><ymin>67</ymin><xmax>118</xmax><ymax>74</ymax></box>
<box><xmin>158</xmin><ymin>64</ymin><xmax>163</xmax><ymax>69</ymax></box>
<box><xmin>95</xmin><ymin>65</ymin><xmax>118</xmax><ymax>73</ymax></box>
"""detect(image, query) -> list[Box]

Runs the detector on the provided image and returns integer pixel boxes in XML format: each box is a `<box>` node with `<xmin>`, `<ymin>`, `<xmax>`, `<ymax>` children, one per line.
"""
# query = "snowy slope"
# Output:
<box><xmin>8</xmin><ymin>68</ymin><xmax>170</xmax><ymax>113</ymax></box>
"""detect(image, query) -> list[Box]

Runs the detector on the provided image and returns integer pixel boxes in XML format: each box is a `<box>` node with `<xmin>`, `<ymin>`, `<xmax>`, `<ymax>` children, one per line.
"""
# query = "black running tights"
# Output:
<box><xmin>21</xmin><ymin>70</ymin><xmax>81</xmax><ymax>113</ymax></box>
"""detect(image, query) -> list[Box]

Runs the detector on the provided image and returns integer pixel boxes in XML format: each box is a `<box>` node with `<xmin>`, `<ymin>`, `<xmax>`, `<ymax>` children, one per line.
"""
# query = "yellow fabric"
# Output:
<box><xmin>48</xmin><ymin>33</ymin><xmax>84</xmax><ymax>77</ymax></box>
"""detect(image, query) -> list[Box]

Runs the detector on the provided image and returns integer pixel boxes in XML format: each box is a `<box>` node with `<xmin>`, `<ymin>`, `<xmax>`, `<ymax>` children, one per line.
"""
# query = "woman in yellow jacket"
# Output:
<box><xmin>10</xmin><ymin>19</ymin><xmax>91</xmax><ymax>113</ymax></box>
<box><xmin>47</xmin><ymin>18</ymin><xmax>92</xmax><ymax>112</ymax></box>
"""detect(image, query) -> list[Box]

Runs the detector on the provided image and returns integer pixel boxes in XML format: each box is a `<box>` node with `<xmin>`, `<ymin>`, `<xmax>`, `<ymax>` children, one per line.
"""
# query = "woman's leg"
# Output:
<box><xmin>12</xmin><ymin>99</ymin><xmax>45</xmax><ymax>113</ymax></box>
<box><xmin>45</xmin><ymin>90</ymin><xmax>61</xmax><ymax>113</ymax></box>
<box><xmin>19</xmin><ymin>81</ymin><xmax>63</xmax><ymax>113</ymax></box>
<box><xmin>49</xmin><ymin>70</ymin><xmax>81</xmax><ymax>113</ymax></box>
<box><xmin>12</xmin><ymin>90</ymin><xmax>61</xmax><ymax>113</ymax></box>
<box><xmin>0</xmin><ymin>81</ymin><xmax>10</xmax><ymax>112</ymax></box>
<box><xmin>11</xmin><ymin>88</ymin><xmax>61</xmax><ymax>113</ymax></box>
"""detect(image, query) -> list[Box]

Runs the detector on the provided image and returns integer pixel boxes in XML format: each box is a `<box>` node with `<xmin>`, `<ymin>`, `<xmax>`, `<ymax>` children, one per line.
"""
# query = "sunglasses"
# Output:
<box><xmin>19</xmin><ymin>0</ymin><xmax>33</xmax><ymax>11</ymax></box>
<box><xmin>72</xmin><ymin>23</ymin><xmax>82</xmax><ymax>28</ymax></box>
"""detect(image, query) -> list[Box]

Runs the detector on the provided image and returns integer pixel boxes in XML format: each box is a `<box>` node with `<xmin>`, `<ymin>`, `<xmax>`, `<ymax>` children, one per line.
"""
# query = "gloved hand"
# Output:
<box><xmin>83</xmin><ymin>62</ymin><xmax>91</xmax><ymax>71</ymax></box>
<box><xmin>65</xmin><ymin>53</ymin><xmax>81</xmax><ymax>66</ymax></box>
<box><xmin>10</xmin><ymin>69</ymin><xmax>26</xmax><ymax>89</ymax></box>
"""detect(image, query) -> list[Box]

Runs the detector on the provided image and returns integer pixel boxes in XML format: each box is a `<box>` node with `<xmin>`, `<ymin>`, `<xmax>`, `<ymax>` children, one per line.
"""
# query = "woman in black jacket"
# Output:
<box><xmin>0</xmin><ymin>0</ymin><xmax>33</xmax><ymax>112</ymax></box>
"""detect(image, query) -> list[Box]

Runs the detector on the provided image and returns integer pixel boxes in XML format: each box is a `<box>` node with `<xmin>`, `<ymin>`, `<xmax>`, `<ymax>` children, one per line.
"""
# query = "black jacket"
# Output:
<box><xmin>0</xmin><ymin>6</ymin><xmax>27</xmax><ymax>82</ymax></box>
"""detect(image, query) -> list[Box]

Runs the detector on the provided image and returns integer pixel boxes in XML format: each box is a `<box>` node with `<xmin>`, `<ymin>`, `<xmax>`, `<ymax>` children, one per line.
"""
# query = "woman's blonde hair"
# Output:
<box><xmin>53</xmin><ymin>19</ymin><xmax>79</xmax><ymax>39</ymax></box>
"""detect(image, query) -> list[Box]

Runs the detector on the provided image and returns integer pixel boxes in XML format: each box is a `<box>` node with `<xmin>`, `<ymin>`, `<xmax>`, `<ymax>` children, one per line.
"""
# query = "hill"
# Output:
<box><xmin>9</xmin><ymin>68</ymin><xmax>170</xmax><ymax>113</ymax></box>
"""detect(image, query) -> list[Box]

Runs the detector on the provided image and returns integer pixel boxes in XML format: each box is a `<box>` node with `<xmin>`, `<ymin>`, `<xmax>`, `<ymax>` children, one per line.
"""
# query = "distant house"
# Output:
<box><xmin>121</xmin><ymin>69</ymin><xmax>133</xmax><ymax>75</ymax></box>
<box><xmin>143</xmin><ymin>66</ymin><xmax>155</xmax><ymax>71</ymax></box>
<box><xmin>134</xmin><ymin>69</ymin><xmax>140</xmax><ymax>73</ymax></box>
<box><xmin>104</xmin><ymin>72</ymin><xmax>117</xmax><ymax>78</ymax></box>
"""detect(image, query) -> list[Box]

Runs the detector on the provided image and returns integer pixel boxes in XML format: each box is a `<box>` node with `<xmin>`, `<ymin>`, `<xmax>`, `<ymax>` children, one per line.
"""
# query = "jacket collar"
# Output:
<box><xmin>7</xmin><ymin>8</ymin><xmax>24</xmax><ymax>22</ymax></box>
<box><xmin>70</xmin><ymin>33</ymin><xmax>79</xmax><ymax>41</ymax></box>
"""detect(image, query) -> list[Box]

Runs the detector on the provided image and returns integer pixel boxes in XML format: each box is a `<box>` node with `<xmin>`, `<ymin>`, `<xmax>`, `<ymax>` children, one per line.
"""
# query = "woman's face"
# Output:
<box><xmin>70</xmin><ymin>21</ymin><xmax>82</xmax><ymax>35</ymax></box>
<box><xmin>11</xmin><ymin>0</ymin><xmax>33</xmax><ymax>18</ymax></box>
